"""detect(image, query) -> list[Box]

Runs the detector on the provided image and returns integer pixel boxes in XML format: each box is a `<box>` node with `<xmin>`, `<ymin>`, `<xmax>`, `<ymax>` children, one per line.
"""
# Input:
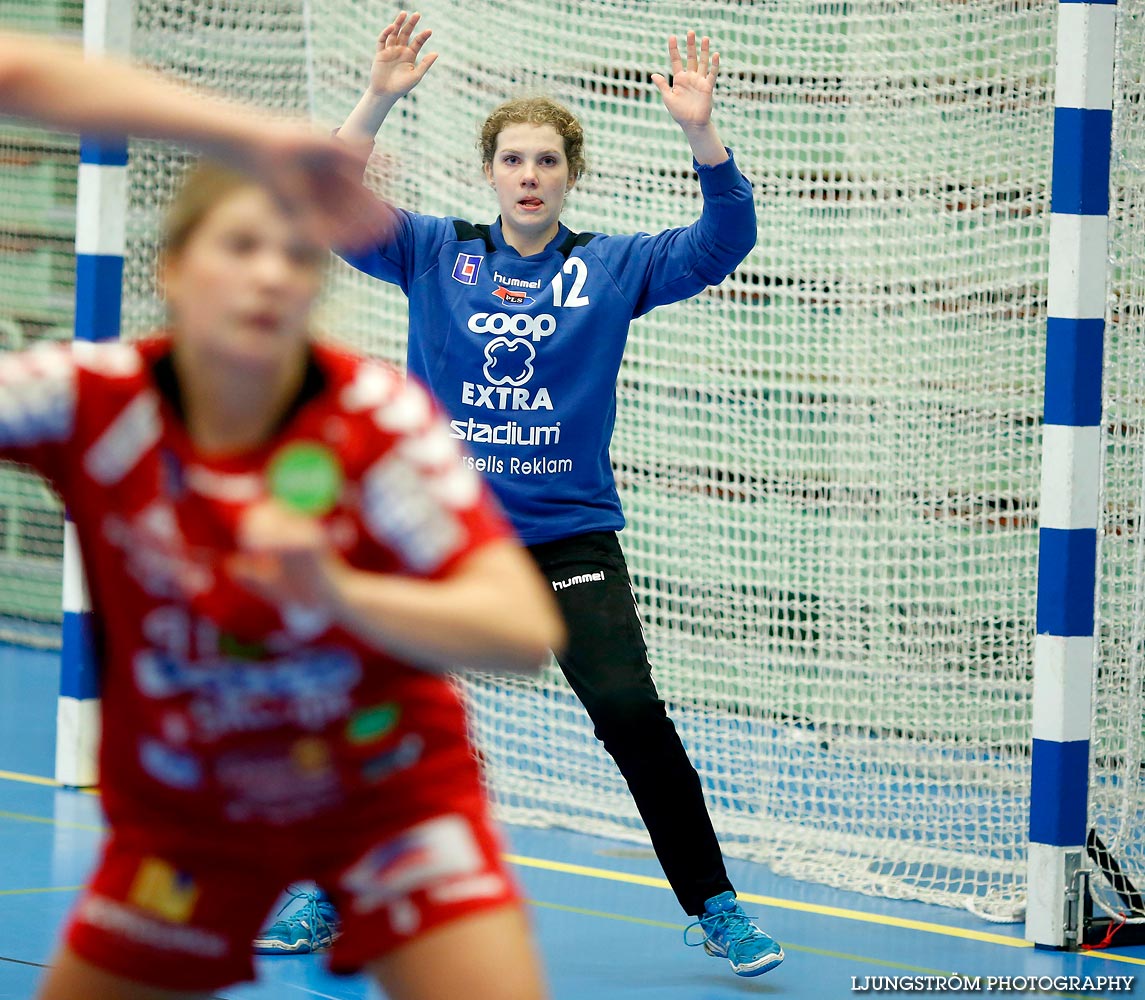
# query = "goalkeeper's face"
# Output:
<box><xmin>162</xmin><ymin>182</ymin><xmax>326</xmax><ymax>375</ymax></box>
<box><xmin>484</xmin><ymin>122</ymin><xmax>576</xmax><ymax>243</ymax></box>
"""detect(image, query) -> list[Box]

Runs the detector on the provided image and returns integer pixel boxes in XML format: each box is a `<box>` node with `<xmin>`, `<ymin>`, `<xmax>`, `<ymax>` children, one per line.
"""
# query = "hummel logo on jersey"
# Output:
<box><xmin>452</xmin><ymin>253</ymin><xmax>483</xmax><ymax>285</ymax></box>
<box><xmin>552</xmin><ymin>571</ymin><xmax>605</xmax><ymax>591</ymax></box>
<box><xmin>491</xmin><ymin>270</ymin><xmax>542</xmax><ymax>290</ymax></box>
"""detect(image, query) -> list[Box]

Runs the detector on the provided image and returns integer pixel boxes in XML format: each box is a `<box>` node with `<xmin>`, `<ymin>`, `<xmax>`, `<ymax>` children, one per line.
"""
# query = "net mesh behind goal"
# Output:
<box><xmin>1091</xmin><ymin>0</ymin><xmax>1145</xmax><ymax>926</ymax></box>
<box><xmin>0</xmin><ymin>1</ymin><xmax>79</xmax><ymax>644</ymax></box>
<box><xmin>0</xmin><ymin>0</ymin><xmax>1102</xmax><ymax>912</ymax></box>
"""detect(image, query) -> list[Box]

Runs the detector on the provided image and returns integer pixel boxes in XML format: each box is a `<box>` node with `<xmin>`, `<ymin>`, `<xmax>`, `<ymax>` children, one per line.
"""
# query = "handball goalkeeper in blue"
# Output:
<box><xmin>260</xmin><ymin>10</ymin><xmax>782</xmax><ymax>978</ymax></box>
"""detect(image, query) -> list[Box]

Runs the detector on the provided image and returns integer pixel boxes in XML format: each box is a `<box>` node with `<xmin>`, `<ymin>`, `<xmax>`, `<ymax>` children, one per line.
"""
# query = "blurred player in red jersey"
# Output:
<box><xmin>23</xmin><ymin>161</ymin><xmax>562</xmax><ymax>1000</ymax></box>
<box><xmin>0</xmin><ymin>31</ymin><xmax>386</xmax><ymax>248</ymax></box>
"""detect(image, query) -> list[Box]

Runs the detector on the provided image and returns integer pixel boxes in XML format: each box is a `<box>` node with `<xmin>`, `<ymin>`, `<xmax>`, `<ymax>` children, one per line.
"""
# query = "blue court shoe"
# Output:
<box><xmin>685</xmin><ymin>890</ymin><xmax>785</xmax><ymax>977</ymax></box>
<box><xmin>252</xmin><ymin>885</ymin><xmax>341</xmax><ymax>955</ymax></box>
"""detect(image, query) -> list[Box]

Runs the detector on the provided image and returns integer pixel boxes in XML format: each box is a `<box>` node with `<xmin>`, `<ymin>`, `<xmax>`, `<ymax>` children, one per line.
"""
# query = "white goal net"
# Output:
<box><xmin>12</xmin><ymin>0</ymin><xmax>1142</xmax><ymax>918</ymax></box>
<box><xmin>0</xmin><ymin>1</ymin><xmax>79</xmax><ymax>645</ymax></box>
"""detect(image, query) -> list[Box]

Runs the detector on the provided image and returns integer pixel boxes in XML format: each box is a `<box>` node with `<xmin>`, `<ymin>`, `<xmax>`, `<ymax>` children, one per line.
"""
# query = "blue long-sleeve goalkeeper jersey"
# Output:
<box><xmin>341</xmin><ymin>151</ymin><xmax>756</xmax><ymax>545</ymax></box>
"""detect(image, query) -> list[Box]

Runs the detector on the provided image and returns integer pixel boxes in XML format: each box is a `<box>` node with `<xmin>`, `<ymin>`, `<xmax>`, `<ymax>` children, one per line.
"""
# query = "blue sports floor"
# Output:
<box><xmin>2</xmin><ymin>642</ymin><xmax>1144</xmax><ymax>999</ymax></box>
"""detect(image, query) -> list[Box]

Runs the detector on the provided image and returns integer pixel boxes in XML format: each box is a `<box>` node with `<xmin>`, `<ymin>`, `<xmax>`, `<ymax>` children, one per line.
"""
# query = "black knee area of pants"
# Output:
<box><xmin>528</xmin><ymin>532</ymin><xmax>734</xmax><ymax>910</ymax></box>
<box><xmin>589</xmin><ymin>695</ymin><xmax>686</xmax><ymax>770</ymax></box>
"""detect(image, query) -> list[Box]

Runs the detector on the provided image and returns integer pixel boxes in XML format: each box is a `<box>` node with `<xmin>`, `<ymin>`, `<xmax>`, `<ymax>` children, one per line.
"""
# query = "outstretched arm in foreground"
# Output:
<box><xmin>0</xmin><ymin>31</ymin><xmax>389</xmax><ymax>248</ymax></box>
<box><xmin>231</xmin><ymin>500</ymin><xmax>565</xmax><ymax>675</ymax></box>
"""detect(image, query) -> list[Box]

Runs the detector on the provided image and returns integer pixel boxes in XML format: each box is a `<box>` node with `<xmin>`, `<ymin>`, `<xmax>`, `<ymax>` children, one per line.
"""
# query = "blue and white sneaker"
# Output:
<box><xmin>252</xmin><ymin>886</ymin><xmax>341</xmax><ymax>955</ymax></box>
<box><xmin>685</xmin><ymin>890</ymin><xmax>785</xmax><ymax>977</ymax></box>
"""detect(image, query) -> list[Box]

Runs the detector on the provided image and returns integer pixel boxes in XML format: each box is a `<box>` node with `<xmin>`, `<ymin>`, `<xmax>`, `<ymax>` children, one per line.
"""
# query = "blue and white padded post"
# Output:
<box><xmin>55</xmin><ymin>0</ymin><xmax>132</xmax><ymax>787</ymax></box>
<box><xmin>1027</xmin><ymin>0</ymin><xmax>1116</xmax><ymax>948</ymax></box>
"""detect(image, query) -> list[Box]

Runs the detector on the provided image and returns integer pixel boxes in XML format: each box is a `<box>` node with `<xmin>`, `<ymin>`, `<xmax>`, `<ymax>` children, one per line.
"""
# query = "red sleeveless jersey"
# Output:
<box><xmin>0</xmin><ymin>337</ymin><xmax>511</xmax><ymax>839</ymax></box>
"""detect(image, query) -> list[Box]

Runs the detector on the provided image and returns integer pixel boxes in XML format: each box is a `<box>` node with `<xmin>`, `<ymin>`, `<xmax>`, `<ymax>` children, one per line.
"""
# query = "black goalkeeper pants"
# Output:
<box><xmin>527</xmin><ymin>530</ymin><xmax>734</xmax><ymax>917</ymax></box>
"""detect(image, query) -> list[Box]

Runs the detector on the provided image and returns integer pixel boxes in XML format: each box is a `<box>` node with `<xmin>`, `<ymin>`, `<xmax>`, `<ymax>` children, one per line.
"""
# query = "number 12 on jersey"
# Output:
<box><xmin>550</xmin><ymin>257</ymin><xmax>590</xmax><ymax>308</ymax></box>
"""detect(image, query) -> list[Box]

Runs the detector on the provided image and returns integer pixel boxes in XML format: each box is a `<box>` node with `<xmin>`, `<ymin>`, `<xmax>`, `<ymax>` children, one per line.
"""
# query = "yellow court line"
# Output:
<box><xmin>506</xmin><ymin>853</ymin><xmax>1024</xmax><ymax>947</ymax></box>
<box><xmin>0</xmin><ymin>885</ymin><xmax>84</xmax><ymax>898</ymax></box>
<box><xmin>1</xmin><ymin>769</ymin><xmax>1143</xmax><ymax>967</ymax></box>
<box><xmin>507</xmin><ymin>853</ymin><xmax>1145</xmax><ymax>966</ymax></box>
<box><xmin>0</xmin><ymin>810</ymin><xmax>102</xmax><ymax>832</ymax></box>
<box><xmin>525</xmin><ymin>900</ymin><xmax>1105</xmax><ymax>999</ymax></box>
<box><xmin>0</xmin><ymin>769</ymin><xmax>62</xmax><ymax>788</ymax></box>
<box><xmin>0</xmin><ymin>769</ymin><xmax>98</xmax><ymax>794</ymax></box>
<box><xmin>1093</xmin><ymin>951</ymin><xmax>1145</xmax><ymax>967</ymax></box>
<box><xmin>529</xmin><ymin>898</ymin><xmax>683</xmax><ymax>932</ymax></box>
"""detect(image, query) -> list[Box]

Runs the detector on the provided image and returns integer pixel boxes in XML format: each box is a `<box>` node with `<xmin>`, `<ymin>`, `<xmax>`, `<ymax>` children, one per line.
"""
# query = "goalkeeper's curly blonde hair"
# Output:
<box><xmin>478</xmin><ymin>97</ymin><xmax>587</xmax><ymax>181</ymax></box>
